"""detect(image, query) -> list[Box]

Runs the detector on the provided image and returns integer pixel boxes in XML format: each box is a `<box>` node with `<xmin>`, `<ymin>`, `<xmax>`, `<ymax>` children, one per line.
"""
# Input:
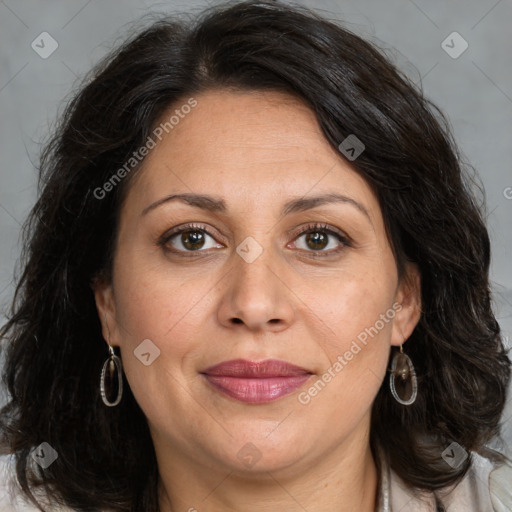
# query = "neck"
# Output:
<box><xmin>156</xmin><ymin>429</ymin><xmax>378</xmax><ymax>512</ymax></box>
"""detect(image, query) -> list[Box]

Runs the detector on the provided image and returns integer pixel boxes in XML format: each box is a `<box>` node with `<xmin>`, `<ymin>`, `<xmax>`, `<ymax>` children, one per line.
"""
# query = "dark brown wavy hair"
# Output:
<box><xmin>1</xmin><ymin>1</ymin><xmax>510</xmax><ymax>510</ymax></box>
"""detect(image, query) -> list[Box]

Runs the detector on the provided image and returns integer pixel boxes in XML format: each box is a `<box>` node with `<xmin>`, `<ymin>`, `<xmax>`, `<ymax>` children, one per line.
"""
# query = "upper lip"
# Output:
<box><xmin>201</xmin><ymin>359</ymin><xmax>312</xmax><ymax>378</ymax></box>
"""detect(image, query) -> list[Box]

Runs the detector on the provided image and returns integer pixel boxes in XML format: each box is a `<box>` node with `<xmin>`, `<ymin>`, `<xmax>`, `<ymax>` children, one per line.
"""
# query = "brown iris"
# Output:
<box><xmin>305</xmin><ymin>231</ymin><xmax>328</xmax><ymax>250</ymax></box>
<box><xmin>181</xmin><ymin>230</ymin><xmax>205</xmax><ymax>250</ymax></box>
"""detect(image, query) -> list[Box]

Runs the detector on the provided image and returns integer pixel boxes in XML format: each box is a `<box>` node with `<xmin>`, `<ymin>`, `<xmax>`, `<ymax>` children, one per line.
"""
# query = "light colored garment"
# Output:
<box><xmin>378</xmin><ymin>447</ymin><xmax>512</xmax><ymax>511</ymax></box>
<box><xmin>1</xmin><ymin>449</ymin><xmax>511</xmax><ymax>511</ymax></box>
<box><xmin>0</xmin><ymin>455</ymin><xmax>74</xmax><ymax>512</ymax></box>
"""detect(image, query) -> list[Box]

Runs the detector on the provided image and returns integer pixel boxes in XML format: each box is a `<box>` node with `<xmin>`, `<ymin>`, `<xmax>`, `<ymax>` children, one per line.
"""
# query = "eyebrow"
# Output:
<box><xmin>141</xmin><ymin>192</ymin><xmax>371</xmax><ymax>222</ymax></box>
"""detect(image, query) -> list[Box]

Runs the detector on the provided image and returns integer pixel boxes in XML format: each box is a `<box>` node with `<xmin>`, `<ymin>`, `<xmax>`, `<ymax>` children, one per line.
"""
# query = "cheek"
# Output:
<box><xmin>300</xmin><ymin>260</ymin><xmax>397</xmax><ymax>343</ymax></box>
<box><xmin>110</xmin><ymin>259</ymin><xmax>220</xmax><ymax>403</ymax></box>
<box><xmin>296</xmin><ymin>263</ymin><xmax>396</xmax><ymax>407</ymax></box>
<box><xmin>112</xmin><ymin>247</ymin><xmax>215</xmax><ymax>342</ymax></box>
<box><xmin>110</xmin><ymin>266</ymin><xmax>215</xmax><ymax>427</ymax></box>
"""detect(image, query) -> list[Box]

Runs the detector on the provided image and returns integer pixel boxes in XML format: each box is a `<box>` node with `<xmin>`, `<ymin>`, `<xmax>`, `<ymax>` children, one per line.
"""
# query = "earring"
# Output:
<box><xmin>100</xmin><ymin>344</ymin><xmax>123</xmax><ymax>407</ymax></box>
<box><xmin>389</xmin><ymin>344</ymin><xmax>417</xmax><ymax>406</ymax></box>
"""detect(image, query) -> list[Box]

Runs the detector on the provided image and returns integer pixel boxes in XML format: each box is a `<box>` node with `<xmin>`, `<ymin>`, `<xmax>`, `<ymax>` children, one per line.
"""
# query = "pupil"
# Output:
<box><xmin>306</xmin><ymin>232</ymin><xmax>327</xmax><ymax>250</ymax></box>
<box><xmin>183</xmin><ymin>230</ymin><xmax>204</xmax><ymax>250</ymax></box>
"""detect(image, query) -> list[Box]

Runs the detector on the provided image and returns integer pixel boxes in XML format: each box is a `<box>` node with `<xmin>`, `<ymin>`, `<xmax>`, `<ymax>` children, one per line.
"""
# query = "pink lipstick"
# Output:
<box><xmin>201</xmin><ymin>359</ymin><xmax>312</xmax><ymax>404</ymax></box>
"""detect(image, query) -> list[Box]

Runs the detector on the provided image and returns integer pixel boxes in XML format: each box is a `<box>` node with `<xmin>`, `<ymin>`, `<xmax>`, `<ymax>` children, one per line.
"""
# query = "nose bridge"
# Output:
<box><xmin>217</xmin><ymin>234</ymin><xmax>294</xmax><ymax>331</ymax></box>
<box><xmin>233</xmin><ymin>235</ymin><xmax>279</xmax><ymax>302</ymax></box>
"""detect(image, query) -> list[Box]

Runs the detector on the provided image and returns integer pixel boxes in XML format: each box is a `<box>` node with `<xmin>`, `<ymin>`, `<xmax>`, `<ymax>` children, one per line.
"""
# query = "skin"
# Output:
<box><xmin>94</xmin><ymin>89</ymin><xmax>421</xmax><ymax>512</ymax></box>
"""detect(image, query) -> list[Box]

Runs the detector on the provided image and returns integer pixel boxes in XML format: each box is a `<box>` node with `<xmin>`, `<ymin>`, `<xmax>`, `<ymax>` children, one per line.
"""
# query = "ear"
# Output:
<box><xmin>91</xmin><ymin>275</ymin><xmax>119</xmax><ymax>348</ymax></box>
<box><xmin>390</xmin><ymin>262</ymin><xmax>422</xmax><ymax>347</ymax></box>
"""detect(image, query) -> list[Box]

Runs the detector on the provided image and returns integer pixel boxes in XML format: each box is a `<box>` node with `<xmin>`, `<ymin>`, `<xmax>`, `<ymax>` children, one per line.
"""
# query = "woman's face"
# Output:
<box><xmin>95</xmin><ymin>89</ymin><xmax>420</xmax><ymax>477</ymax></box>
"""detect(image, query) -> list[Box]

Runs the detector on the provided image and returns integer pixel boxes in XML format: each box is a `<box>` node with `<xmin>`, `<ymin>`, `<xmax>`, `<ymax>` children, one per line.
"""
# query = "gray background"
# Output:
<box><xmin>1</xmin><ymin>0</ymin><xmax>511</xmax><ymax>451</ymax></box>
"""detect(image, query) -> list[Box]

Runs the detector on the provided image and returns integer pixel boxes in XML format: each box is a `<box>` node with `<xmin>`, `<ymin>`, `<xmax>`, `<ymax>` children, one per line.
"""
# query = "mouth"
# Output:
<box><xmin>200</xmin><ymin>359</ymin><xmax>313</xmax><ymax>404</ymax></box>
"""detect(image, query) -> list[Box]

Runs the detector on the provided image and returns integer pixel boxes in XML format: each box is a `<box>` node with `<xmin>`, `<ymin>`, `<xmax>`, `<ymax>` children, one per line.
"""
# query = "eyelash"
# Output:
<box><xmin>157</xmin><ymin>222</ymin><xmax>351</xmax><ymax>258</ymax></box>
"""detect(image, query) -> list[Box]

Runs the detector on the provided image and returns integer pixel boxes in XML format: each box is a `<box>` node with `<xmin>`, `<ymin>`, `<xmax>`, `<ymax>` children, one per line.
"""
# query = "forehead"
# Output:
<box><xmin>146</xmin><ymin>89</ymin><xmax>337</xmax><ymax>172</ymax></box>
<box><xmin>122</xmin><ymin>89</ymin><xmax>379</xmax><ymax>222</ymax></box>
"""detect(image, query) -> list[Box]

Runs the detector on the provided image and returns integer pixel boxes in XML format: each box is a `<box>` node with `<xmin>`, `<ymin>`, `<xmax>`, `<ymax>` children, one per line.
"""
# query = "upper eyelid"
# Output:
<box><xmin>162</xmin><ymin>222</ymin><xmax>222</xmax><ymax>241</ymax></box>
<box><xmin>295</xmin><ymin>222</ymin><xmax>349</xmax><ymax>239</ymax></box>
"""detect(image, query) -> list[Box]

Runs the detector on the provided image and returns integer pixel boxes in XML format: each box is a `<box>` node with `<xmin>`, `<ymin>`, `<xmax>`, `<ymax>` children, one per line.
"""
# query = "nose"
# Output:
<box><xmin>217</xmin><ymin>246</ymin><xmax>295</xmax><ymax>333</ymax></box>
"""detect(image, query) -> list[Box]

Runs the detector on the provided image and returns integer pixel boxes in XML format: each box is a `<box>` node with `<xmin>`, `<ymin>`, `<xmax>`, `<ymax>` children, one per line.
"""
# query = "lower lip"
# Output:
<box><xmin>202</xmin><ymin>374</ymin><xmax>312</xmax><ymax>403</ymax></box>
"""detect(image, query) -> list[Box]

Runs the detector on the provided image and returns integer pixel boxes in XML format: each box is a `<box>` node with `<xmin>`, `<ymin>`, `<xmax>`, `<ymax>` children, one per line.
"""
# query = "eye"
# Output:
<box><xmin>158</xmin><ymin>221</ymin><xmax>351</xmax><ymax>257</ymax></box>
<box><xmin>291</xmin><ymin>222</ymin><xmax>350</xmax><ymax>256</ymax></box>
<box><xmin>158</xmin><ymin>223</ymin><xmax>223</xmax><ymax>254</ymax></box>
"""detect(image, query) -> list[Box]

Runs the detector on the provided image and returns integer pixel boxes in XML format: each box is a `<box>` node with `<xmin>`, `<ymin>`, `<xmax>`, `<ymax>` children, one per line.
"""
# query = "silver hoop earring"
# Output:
<box><xmin>100</xmin><ymin>345</ymin><xmax>123</xmax><ymax>407</ymax></box>
<box><xmin>389</xmin><ymin>344</ymin><xmax>417</xmax><ymax>406</ymax></box>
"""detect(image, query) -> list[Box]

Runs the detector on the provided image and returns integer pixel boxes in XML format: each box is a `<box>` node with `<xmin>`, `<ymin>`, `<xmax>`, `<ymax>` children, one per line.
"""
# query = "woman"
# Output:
<box><xmin>0</xmin><ymin>1</ymin><xmax>511</xmax><ymax>511</ymax></box>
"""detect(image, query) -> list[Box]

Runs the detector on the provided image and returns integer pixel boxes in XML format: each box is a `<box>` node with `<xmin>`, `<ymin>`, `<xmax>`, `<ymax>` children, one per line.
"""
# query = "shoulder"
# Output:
<box><xmin>0</xmin><ymin>453</ymin><xmax>40</xmax><ymax>511</ymax></box>
<box><xmin>0</xmin><ymin>454</ymin><xmax>75</xmax><ymax>512</ymax></box>
<box><xmin>438</xmin><ymin>449</ymin><xmax>512</xmax><ymax>512</ymax></box>
<box><xmin>388</xmin><ymin>447</ymin><xmax>512</xmax><ymax>512</ymax></box>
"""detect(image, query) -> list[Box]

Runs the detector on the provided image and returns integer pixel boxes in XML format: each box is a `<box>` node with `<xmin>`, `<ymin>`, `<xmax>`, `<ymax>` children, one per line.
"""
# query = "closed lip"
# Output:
<box><xmin>201</xmin><ymin>358</ymin><xmax>313</xmax><ymax>377</ymax></box>
<box><xmin>200</xmin><ymin>358</ymin><xmax>313</xmax><ymax>404</ymax></box>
